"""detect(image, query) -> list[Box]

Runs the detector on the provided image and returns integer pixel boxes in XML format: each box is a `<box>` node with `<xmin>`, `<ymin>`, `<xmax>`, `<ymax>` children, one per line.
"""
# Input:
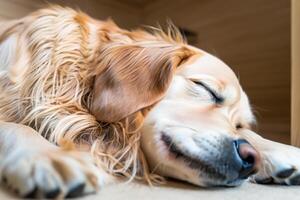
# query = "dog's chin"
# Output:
<box><xmin>158</xmin><ymin>133</ymin><xmax>247</xmax><ymax>187</ymax></box>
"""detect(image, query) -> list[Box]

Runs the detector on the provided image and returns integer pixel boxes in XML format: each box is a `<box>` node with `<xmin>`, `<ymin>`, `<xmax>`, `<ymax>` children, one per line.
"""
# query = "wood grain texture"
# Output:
<box><xmin>143</xmin><ymin>0</ymin><xmax>291</xmax><ymax>143</ymax></box>
<box><xmin>292</xmin><ymin>0</ymin><xmax>300</xmax><ymax>147</ymax></box>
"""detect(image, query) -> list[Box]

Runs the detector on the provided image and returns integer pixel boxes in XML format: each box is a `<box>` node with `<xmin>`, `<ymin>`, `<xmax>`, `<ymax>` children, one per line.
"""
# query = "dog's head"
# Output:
<box><xmin>46</xmin><ymin>12</ymin><xmax>259</xmax><ymax>186</ymax></box>
<box><xmin>86</xmin><ymin>20</ymin><xmax>260</xmax><ymax>185</ymax></box>
<box><xmin>141</xmin><ymin>50</ymin><xmax>260</xmax><ymax>186</ymax></box>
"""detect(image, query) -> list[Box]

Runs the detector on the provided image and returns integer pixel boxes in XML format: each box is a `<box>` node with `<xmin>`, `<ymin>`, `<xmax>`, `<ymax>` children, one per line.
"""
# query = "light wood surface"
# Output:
<box><xmin>292</xmin><ymin>0</ymin><xmax>300</xmax><ymax>147</ymax></box>
<box><xmin>1</xmin><ymin>181</ymin><xmax>300</xmax><ymax>200</ymax></box>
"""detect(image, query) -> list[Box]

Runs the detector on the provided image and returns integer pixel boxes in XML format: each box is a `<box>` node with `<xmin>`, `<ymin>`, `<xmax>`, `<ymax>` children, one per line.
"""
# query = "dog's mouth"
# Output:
<box><xmin>160</xmin><ymin>132</ymin><xmax>247</xmax><ymax>186</ymax></box>
<box><xmin>160</xmin><ymin>132</ymin><xmax>227</xmax><ymax>180</ymax></box>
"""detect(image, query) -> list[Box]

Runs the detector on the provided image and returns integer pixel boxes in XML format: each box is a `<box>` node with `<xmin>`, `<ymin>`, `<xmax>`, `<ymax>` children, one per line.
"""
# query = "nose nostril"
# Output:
<box><xmin>234</xmin><ymin>139</ymin><xmax>259</xmax><ymax>179</ymax></box>
<box><xmin>244</xmin><ymin>154</ymin><xmax>255</xmax><ymax>165</ymax></box>
<box><xmin>234</xmin><ymin>140</ymin><xmax>256</xmax><ymax>162</ymax></box>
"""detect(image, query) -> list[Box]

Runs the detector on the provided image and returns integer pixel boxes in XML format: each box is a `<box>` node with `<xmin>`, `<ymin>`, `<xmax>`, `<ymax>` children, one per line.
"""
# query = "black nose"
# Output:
<box><xmin>234</xmin><ymin>139</ymin><xmax>260</xmax><ymax>179</ymax></box>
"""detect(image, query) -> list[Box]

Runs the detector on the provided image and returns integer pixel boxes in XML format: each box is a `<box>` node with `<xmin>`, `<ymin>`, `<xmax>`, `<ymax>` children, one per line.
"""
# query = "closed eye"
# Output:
<box><xmin>236</xmin><ymin>123</ymin><xmax>243</xmax><ymax>129</ymax></box>
<box><xmin>191</xmin><ymin>81</ymin><xmax>224</xmax><ymax>104</ymax></box>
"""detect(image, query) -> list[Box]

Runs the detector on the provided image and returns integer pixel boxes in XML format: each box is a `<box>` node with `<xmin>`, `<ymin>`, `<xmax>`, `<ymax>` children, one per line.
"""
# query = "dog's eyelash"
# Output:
<box><xmin>192</xmin><ymin>81</ymin><xmax>224</xmax><ymax>104</ymax></box>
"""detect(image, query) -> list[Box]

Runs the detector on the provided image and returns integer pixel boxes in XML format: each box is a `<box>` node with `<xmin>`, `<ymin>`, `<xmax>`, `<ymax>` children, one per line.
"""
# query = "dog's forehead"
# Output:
<box><xmin>178</xmin><ymin>51</ymin><xmax>239</xmax><ymax>87</ymax></box>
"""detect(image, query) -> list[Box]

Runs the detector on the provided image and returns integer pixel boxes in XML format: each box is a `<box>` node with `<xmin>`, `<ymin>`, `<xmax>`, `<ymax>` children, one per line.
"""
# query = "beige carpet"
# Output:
<box><xmin>1</xmin><ymin>181</ymin><xmax>300</xmax><ymax>200</ymax></box>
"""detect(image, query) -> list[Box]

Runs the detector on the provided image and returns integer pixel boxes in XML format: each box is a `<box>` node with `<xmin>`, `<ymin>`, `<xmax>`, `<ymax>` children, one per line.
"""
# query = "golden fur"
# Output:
<box><xmin>0</xmin><ymin>6</ymin><xmax>195</xmax><ymax>184</ymax></box>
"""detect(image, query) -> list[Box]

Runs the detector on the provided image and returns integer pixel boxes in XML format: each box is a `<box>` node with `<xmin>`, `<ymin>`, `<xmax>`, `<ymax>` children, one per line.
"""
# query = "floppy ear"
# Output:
<box><xmin>90</xmin><ymin>36</ymin><xmax>194</xmax><ymax>122</ymax></box>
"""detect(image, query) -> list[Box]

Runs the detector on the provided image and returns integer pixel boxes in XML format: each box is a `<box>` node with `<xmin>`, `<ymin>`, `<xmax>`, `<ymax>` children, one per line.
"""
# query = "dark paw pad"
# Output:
<box><xmin>24</xmin><ymin>187</ymin><xmax>38</xmax><ymax>199</ymax></box>
<box><xmin>255</xmin><ymin>177</ymin><xmax>274</xmax><ymax>184</ymax></box>
<box><xmin>289</xmin><ymin>174</ymin><xmax>300</xmax><ymax>185</ymax></box>
<box><xmin>66</xmin><ymin>183</ymin><xmax>85</xmax><ymax>198</ymax></box>
<box><xmin>276</xmin><ymin>168</ymin><xmax>296</xmax><ymax>179</ymax></box>
<box><xmin>45</xmin><ymin>188</ymin><xmax>61</xmax><ymax>199</ymax></box>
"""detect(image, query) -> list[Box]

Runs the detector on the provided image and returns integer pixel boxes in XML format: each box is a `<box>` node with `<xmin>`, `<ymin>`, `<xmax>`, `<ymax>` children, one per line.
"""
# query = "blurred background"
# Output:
<box><xmin>0</xmin><ymin>0</ymin><xmax>291</xmax><ymax>144</ymax></box>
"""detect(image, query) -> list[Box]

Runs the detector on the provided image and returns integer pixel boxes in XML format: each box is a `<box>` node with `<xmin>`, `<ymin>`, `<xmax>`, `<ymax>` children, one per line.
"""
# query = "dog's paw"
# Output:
<box><xmin>0</xmin><ymin>148</ymin><xmax>103</xmax><ymax>198</ymax></box>
<box><xmin>250</xmin><ymin>146</ymin><xmax>300</xmax><ymax>185</ymax></box>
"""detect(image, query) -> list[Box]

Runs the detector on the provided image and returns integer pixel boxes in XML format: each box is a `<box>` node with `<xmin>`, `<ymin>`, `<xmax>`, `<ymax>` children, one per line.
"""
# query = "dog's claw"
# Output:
<box><xmin>288</xmin><ymin>174</ymin><xmax>300</xmax><ymax>185</ymax></box>
<box><xmin>276</xmin><ymin>168</ymin><xmax>296</xmax><ymax>179</ymax></box>
<box><xmin>24</xmin><ymin>187</ymin><xmax>38</xmax><ymax>199</ymax></box>
<box><xmin>66</xmin><ymin>183</ymin><xmax>85</xmax><ymax>198</ymax></box>
<box><xmin>254</xmin><ymin>177</ymin><xmax>274</xmax><ymax>184</ymax></box>
<box><xmin>45</xmin><ymin>188</ymin><xmax>61</xmax><ymax>199</ymax></box>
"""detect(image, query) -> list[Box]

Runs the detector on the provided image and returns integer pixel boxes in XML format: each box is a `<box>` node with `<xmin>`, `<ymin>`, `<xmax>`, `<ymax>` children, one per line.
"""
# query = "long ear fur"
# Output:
<box><xmin>90</xmin><ymin>26</ymin><xmax>195</xmax><ymax>122</ymax></box>
<box><xmin>88</xmin><ymin>25</ymin><xmax>196</xmax><ymax>183</ymax></box>
<box><xmin>0</xmin><ymin>6</ymin><xmax>197</xmax><ymax>185</ymax></box>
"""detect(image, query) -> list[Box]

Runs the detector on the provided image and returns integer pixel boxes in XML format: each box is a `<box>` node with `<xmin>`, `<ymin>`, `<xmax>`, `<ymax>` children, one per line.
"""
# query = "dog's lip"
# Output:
<box><xmin>160</xmin><ymin>132</ymin><xmax>184</xmax><ymax>159</ymax></box>
<box><xmin>160</xmin><ymin>132</ymin><xmax>228</xmax><ymax>181</ymax></box>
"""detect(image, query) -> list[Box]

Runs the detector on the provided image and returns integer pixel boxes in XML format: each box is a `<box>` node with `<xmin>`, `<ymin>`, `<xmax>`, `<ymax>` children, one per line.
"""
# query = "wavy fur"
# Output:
<box><xmin>0</xmin><ymin>6</ymin><xmax>195</xmax><ymax>184</ymax></box>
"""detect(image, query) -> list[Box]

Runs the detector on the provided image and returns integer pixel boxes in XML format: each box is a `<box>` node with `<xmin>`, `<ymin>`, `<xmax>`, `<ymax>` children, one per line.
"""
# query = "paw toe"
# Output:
<box><xmin>45</xmin><ymin>188</ymin><xmax>61</xmax><ymax>199</ymax></box>
<box><xmin>66</xmin><ymin>183</ymin><xmax>85</xmax><ymax>198</ymax></box>
<box><xmin>289</xmin><ymin>174</ymin><xmax>300</xmax><ymax>185</ymax></box>
<box><xmin>255</xmin><ymin>177</ymin><xmax>274</xmax><ymax>184</ymax></box>
<box><xmin>24</xmin><ymin>187</ymin><xmax>38</xmax><ymax>199</ymax></box>
<box><xmin>276</xmin><ymin>168</ymin><xmax>296</xmax><ymax>179</ymax></box>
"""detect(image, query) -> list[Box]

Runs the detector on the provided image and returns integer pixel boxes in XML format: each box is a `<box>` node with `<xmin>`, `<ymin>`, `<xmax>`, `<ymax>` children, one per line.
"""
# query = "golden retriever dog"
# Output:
<box><xmin>0</xmin><ymin>6</ymin><xmax>299</xmax><ymax>199</ymax></box>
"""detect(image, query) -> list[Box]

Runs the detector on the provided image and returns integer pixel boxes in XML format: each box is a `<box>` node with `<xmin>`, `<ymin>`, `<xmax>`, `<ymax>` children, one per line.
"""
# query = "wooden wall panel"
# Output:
<box><xmin>0</xmin><ymin>0</ymin><xmax>141</xmax><ymax>28</ymax></box>
<box><xmin>143</xmin><ymin>0</ymin><xmax>291</xmax><ymax>143</ymax></box>
<box><xmin>292</xmin><ymin>0</ymin><xmax>300</xmax><ymax>147</ymax></box>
